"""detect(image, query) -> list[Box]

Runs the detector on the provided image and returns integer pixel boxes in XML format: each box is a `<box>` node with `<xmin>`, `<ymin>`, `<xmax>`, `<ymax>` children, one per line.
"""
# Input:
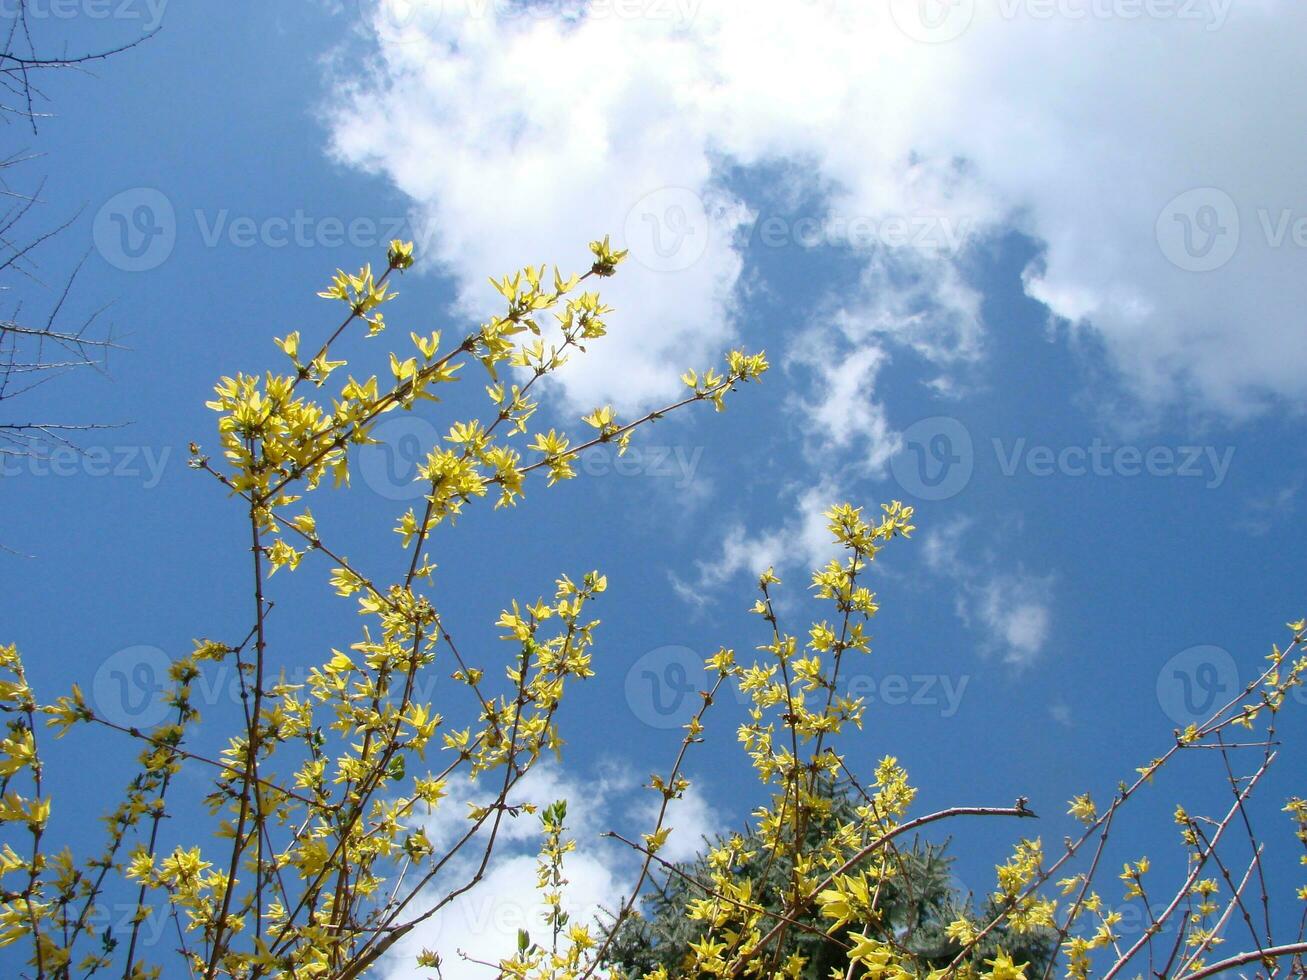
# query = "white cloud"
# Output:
<box><xmin>1049</xmin><ymin>700</ymin><xmax>1073</xmax><ymax>728</ymax></box>
<box><xmin>973</xmin><ymin>574</ymin><xmax>1053</xmax><ymax>667</ymax></box>
<box><xmin>922</xmin><ymin>518</ymin><xmax>1054</xmax><ymax>667</ymax></box>
<box><xmin>1235</xmin><ymin>479</ymin><xmax>1300</xmax><ymax>536</ymax></box>
<box><xmin>382</xmin><ymin>762</ymin><xmax>719</xmax><ymax>980</ymax></box>
<box><xmin>334</xmin><ymin>0</ymin><xmax>1307</xmax><ymax>424</ymax></box>
<box><xmin>789</xmin><ymin>336</ymin><xmax>901</xmax><ymax>474</ymax></box>
<box><xmin>385</xmin><ymin>849</ymin><xmax>620</xmax><ymax>980</ymax></box>
<box><xmin>669</xmin><ymin>480</ymin><xmax>840</xmax><ymax>599</ymax></box>
<box><xmin>331</xmin><ymin>0</ymin><xmax>751</xmax><ymax>415</ymax></box>
<box><xmin>631</xmin><ymin>782</ymin><xmax>719</xmax><ymax>864</ymax></box>
<box><xmin>920</xmin><ymin>517</ymin><xmax>971</xmax><ymax>576</ymax></box>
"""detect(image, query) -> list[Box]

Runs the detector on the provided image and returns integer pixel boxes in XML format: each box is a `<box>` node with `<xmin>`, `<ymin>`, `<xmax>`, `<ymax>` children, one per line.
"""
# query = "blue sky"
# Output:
<box><xmin>3</xmin><ymin>1</ymin><xmax>1306</xmax><ymax>975</ymax></box>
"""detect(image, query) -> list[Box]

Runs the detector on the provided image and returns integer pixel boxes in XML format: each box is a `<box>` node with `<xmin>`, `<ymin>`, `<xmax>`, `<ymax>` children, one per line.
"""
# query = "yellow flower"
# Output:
<box><xmin>1067</xmin><ymin>793</ymin><xmax>1097</xmax><ymax>824</ymax></box>
<box><xmin>984</xmin><ymin>950</ymin><xmax>1028</xmax><ymax>980</ymax></box>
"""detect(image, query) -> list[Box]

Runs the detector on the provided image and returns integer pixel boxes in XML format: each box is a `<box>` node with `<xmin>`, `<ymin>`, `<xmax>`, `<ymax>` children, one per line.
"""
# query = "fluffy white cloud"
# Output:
<box><xmin>789</xmin><ymin>337</ymin><xmax>901</xmax><ymax>474</ymax></box>
<box><xmin>335</xmin><ymin>0</ymin><xmax>1305</xmax><ymax>421</ymax></box>
<box><xmin>669</xmin><ymin>480</ymin><xmax>841</xmax><ymax>602</ymax></box>
<box><xmin>332</xmin><ymin>0</ymin><xmax>751</xmax><ymax>414</ymax></box>
<box><xmin>332</xmin><ymin>0</ymin><xmax>1299</xmax><ymax>627</ymax></box>
<box><xmin>973</xmin><ymin>573</ymin><xmax>1053</xmax><ymax>666</ymax></box>
<box><xmin>923</xmin><ymin>518</ymin><xmax>1054</xmax><ymax>667</ymax></box>
<box><xmin>381</xmin><ymin>762</ymin><xmax>718</xmax><ymax>980</ymax></box>
<box><xmin>631</xmin><ymin>781</ymin><xmax>719</xmax><ymax>864</ymax></box>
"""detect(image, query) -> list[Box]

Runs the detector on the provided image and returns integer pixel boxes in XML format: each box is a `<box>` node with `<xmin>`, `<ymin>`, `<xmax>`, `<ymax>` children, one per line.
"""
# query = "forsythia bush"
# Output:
<box><xmin>0</xmin><ymin>240</ymin><xmax>1303</xmax><ymax>979</ymax></box>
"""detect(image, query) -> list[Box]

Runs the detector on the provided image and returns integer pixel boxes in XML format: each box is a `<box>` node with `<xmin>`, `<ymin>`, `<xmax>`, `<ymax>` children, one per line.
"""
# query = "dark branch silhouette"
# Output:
<box><xmin>0</xmin><ymin>1</ymin><xmax>154</xmax><ymax>470</ymax></box>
